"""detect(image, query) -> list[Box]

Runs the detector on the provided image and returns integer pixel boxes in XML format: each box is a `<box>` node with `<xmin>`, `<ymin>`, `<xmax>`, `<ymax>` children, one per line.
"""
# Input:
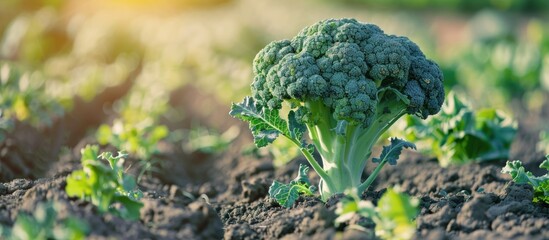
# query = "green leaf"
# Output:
<box><xmin>2</xmin><ymin>202</ymin><xmax>89</xmax><ymax>240</ymax></box>
<box><xmin>268</xmin><ymin>164</ymin><xmax>314</xmax><ymax>208</ymax></box>
<box><xmin>502</xmin><ymin>157</ymin><xmax>549</xmax><ymax>204</ymax></box>
<box><xmin>288</xmin><ymin>110</ymin><xmax>306</xmax><ymax>140</ymax></box>
<box><xmin>302</xmin><ymin>142</ymin><xmax>315</xmax><ymax>156</ymax></box>
<box><xmin>377</xmin><ymin>188</ymin><xmax>418</xmax><ymax>222</ymax></box>
<box><xmin>268</xmin><ymin>181</ymin><xmax>300</xmax><ymax>208</ymax></box>
<box><xmin>375</xmin><ymin>188</ymin><xmax>419</xmax><ymax>240</ymax></box>
<box><xmin>291</xmin><ymin>164</ymin><xmax>311</xmax><ymax>186</ymax></box>
<box><xmin>81</xmin><ymin>145</ymin><xmax>99</xmax><ymax>163</ymax></box>
<box><xmin>540</xmin><ymin>158</ymin><xmax>549</xmax><ymax>171</ymax></box>
<box><xmin>230</xmin><ymin>97</ymin><xmax>290</xmax><ymax>147</ymax></box>
<box><xmin>335</xmin><ymin>188</ymin><xmax>417</xmax><ymax>239</ymax></box>
<box><xmin>334</xmin><ymin>190</ymin><xmax>376</xmax><ymax>226</ymax></box>
<box><xmin>501</xmin><ymin>160</ymin><xmax>533</xmax><ymax>184</ymax></box>
<box><xmin>65</xmin><ymin>145</ymin><xmax>143</xmax><ymax>220</ymax></box>
<box><xmin>398</xmin><ymin>91</ymin><xmax>517</xmax><ymax>167</ymax></box>
<box><xmin>96</xmin><ymin>124</ymin><xmax>112</xmax><ymax>145</ymax></box>
<box><xmin>533</xmin><ymin>181</ymin><xmax>549</xmax><ymax>204</ymax></box>
<box><xmin>65</xmin><ymin>170</ymin><xmax>90</xmax><ymax>198</ymax></box>
<box><xmin>372</xmin><ymin>138</ymin><xmax>416</xmax><ymax>165</ymax></box>
<box><xmin>112</xmin><ymin>195</ymin><xmax>144</xmax><ymax>221</ymax></box>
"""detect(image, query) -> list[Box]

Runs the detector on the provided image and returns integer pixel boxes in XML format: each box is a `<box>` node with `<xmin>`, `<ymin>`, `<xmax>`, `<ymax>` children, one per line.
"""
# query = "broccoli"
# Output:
<box><xmin>231</xmin><ymin>18</ymin><xmax>444</xmax><ymax>201</ymax></box>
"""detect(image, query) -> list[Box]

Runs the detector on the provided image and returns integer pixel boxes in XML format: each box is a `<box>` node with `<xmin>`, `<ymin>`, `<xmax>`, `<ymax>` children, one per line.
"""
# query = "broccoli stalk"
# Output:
<box><xmin>231</xmin><ymin>18</ymin><xmax>444</xmax><ymax>201</ymax></box>
<box><xmin>302</xmin><ymin>91</ymin><xmax>411</xmax><ymax>199</ymax></box>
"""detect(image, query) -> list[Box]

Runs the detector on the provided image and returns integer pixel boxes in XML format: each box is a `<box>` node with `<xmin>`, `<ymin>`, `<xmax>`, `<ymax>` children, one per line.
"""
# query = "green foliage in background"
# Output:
<box><xmin>445</xmin><ymin>15</ymin><xmax>549</xmax><ymax>109</ymax></box>
<box><xmin>183</xmin><ymin>125</ymin><xmax>239</xmax><ymax>154</ymax></box>
<box><xmin>502</xmin><ymin>156</ymin><xmax>549</xmax><ymax>204</ymax></box>
<box><xmin>399</xmin><ymin>91</ymin><xmax>517</xmax><ymax>167</ymax></box>
<box><xmin>335</xmin><ymin>188</ymin><xmax>419</xmax><ymax>240</ymax></box>
<box><xmin>97</xmin><ymin>120</ymin><xmax>168</xmax><ymax>160</ymax></box>
<box><xmin>269</xmin><ymin>137</ymin><xmax>302</xmax><ymax>168</ymax></box>
<box><xmin>332</xmin><ymin>0</ymin><xmax>549</xmax><ymax>12</ymax></box>
<box><xmin>0</xmin><ymin>202</ymin><xmax>88</xmax><ymax>240</ymax></box>
<box><xmin>0</xmin><ymin>62</ymin><xmax>64</xmax><ymax>136</ymax></box>
<box><xmin>96</xmin><ymin>120</ymin><xmax>168</xmax><ymax>181</ymax></box>
<box><xmin>65</xmin><ymin>145</ymin><xmax>143</xmax><ymax>221</ymax></box>
<box><xmin>538</xmin><ymin>130</ymin><xmax>549</xmax><ymax>154</ymax></box>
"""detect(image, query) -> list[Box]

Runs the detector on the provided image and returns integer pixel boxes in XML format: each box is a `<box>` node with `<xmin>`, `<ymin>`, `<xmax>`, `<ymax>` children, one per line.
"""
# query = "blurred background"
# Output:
<box><xmin>1</xmin><ymin>0</ymin><xmax>549</xmax><ymax>180</ymax></box>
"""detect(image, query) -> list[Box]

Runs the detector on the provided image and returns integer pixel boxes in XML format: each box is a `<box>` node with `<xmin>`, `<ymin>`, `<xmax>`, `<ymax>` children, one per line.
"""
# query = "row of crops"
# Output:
<box><xmin>1</xmin><ymin>0</ymin><xmax>549</xmax><ymax>238</ymax></box>
<box><xmin>2</xmin><ymin>0</ymin><xmax>549</xmax><ymax>164</ymax></box>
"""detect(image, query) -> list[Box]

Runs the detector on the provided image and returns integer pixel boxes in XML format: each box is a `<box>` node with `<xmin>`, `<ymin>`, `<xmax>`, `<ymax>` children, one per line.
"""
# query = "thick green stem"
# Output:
<box><xmin>297</xmin><ymin>97</ymin><xmax>409</xmax><ymax>200</ymax></box>
<box><xmin>357</xmin><ymin>158</ymin><xmax>387</xmax><ymax>193</ymax></box>
<box><xmin>351</xmin><ymin>110</ymin><xmax>406</xmax><ymax>180</ymax></box>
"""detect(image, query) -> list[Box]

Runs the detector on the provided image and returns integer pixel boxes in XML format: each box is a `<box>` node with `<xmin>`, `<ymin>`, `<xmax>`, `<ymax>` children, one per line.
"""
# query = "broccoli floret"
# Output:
<box><xmin>232</xmin><ymin>18</ymin><xmax>444</xmax><ymax>200</ymax></box>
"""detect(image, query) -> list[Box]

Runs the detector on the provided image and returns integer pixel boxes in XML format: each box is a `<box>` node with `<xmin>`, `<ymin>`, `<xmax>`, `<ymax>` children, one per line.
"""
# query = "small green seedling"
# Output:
<box><xmin>502</xmin><ymin>156</ymin><xmax>549</xmax><ymax>204</ymax></box>
<box><xmin>400</xmin><ymin>91</ymin><xmax>517</xmax><ymax>167</ymax></box>
<box><xmin>268</xmin><ymin>164</ymin><xmax>316</xmax><ymax>208</ymax></box>
<box><xmin>0</xmin><ymin>202</ymin><xmax>88</xmax><ymax>240</ymax></box>
<box><xmin>96</xmin><ymin>119</ymin><xmax>168</xmax><ymax>181</ymax></box>
<box><xmin>65</xmin><ymin>145</ymin><xmax>144</xmax><ymax>221</ymax></box>
<box><xmin>335</xmin><ymin>188</ymin><xmax>419</xmax><ymax>240</ymax></box>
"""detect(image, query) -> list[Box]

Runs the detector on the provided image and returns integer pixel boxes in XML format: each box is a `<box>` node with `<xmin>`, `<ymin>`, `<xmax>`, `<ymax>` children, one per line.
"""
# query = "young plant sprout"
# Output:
<box><xmin>502</xmin><ymin>156</ymin><xmax>549</xmax><ymax>204</ymax></box>
<box><xmin>65</xmin><ymin>145</ymin><xmax>143</xmax><ymax>220</ymax></box>
<box><xmin>231</xmin><ymin>18</ymin><xmax>444</xmax><ymax>202</ymax></box>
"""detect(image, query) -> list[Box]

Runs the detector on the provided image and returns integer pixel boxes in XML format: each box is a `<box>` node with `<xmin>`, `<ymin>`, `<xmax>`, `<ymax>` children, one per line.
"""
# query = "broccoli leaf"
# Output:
<box><xmin>502</xmin><ymin>157</ymin><xmax>549</xmax><ymax>204</ymax></box>
<box><xmin>292</xmin><ymin>163</ymin><xmax>312</xmax><ymax>186</ymax></box>
<box><xmin>268</xmin><ymin>164</ymin><xmax>315</xmax><ymax>208</ymax></box>
<box><xmin>288</xmin><ymin>110</ymin><xmax>306</xmax><ymax>140</ymax></box>
<box><xmin>372</xmin><ymin>138</ymin><xmax>416</xmax><ymax>166</ymax></box>
<box><xmin>269</xmin><ymin>181</ymin><xmax>300</xmax><ymax>208</ymax></box>
<box><xmin>230</xmin><ymin>97</ymin><xmax>291</xmax><ymax>147</ymax></box>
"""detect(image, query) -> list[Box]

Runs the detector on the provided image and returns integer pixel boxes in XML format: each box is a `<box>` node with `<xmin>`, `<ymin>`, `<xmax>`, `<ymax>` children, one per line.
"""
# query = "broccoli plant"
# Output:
<box><xmin>65</xmin><ymin>145</ymin><xmax>144</xmax><ymax>221</ymax></box>
<box><xmin>230</xmin><ymin>18</ymin><xmax>444</xmax><ymax>200</ymax></box>
<box><xmin>502</xmin><ymin>156</ymin><xmax>549</xmax><ymax>204</ymax></box>
<box><xmin>335</xmin><ymin>188</ymin><xmax>419</xmax><ymax>240</ymax></box>
<box><xmin>399</xmin><ymin>91</ymin><xmax>517</xmax><ymax>167</ymax></box>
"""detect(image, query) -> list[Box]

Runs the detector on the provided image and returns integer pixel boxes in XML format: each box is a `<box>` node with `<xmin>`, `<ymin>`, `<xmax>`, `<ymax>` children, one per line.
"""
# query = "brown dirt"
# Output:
<box><xmin>1</xmin><ymin>86</ymin><xmax>549</xmax><ymax>239</ymax></box>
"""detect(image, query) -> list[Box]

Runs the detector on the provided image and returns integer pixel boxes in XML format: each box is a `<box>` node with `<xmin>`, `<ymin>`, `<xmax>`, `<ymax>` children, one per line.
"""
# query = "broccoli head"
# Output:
<box><xmin>253</xmin><ymin>18</ymin><xmax>443</xmax><ymax>125</ymax></box>
<box><xmin>232</xmin><ymin>18</ymin><xmax>444</xmax><ymax>201</ymax></box>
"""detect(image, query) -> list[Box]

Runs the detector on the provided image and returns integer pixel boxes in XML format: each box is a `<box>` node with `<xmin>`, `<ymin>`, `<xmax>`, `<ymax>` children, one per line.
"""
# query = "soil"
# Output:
<box><xmin>1</xmin><ymin>85</ymin><xmax>549</xmax><ymax>239</ymax></box>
